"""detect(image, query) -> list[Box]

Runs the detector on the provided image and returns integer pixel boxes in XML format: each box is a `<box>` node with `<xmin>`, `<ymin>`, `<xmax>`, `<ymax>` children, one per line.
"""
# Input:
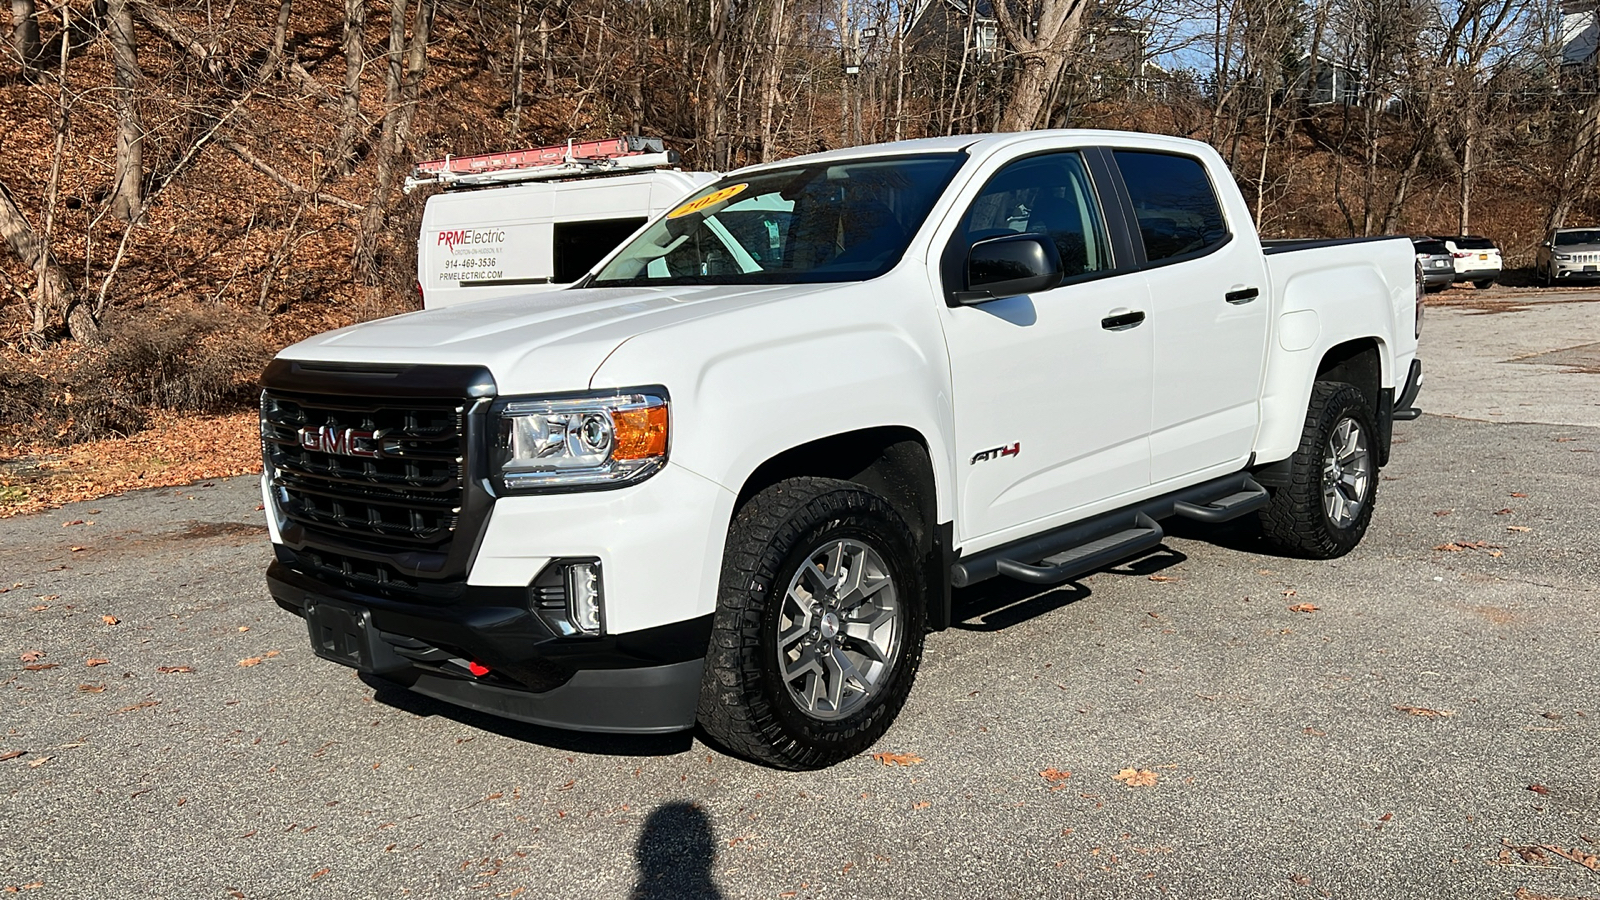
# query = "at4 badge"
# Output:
<box><xmin>971</xmin><ymin>442</ymin><xmax>1020</xmax><ymax>464</ymax></box>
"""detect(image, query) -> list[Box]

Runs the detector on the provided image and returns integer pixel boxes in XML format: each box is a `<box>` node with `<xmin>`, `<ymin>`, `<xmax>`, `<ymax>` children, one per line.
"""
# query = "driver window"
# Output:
<box><xmin>962</xmin><ymin>152</ymin><xmax>1112</xmax><ymax>278</ymax></box>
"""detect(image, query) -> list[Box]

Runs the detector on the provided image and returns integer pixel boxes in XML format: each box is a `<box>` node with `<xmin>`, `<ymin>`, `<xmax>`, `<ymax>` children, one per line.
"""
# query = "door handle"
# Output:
<box><xmin>1226</xmin><ymin>287</ymin><xmax>1260</xmax><ymax>304</ymax></box>
<box><xmin>1101</xmin><ymin>310</ymin><xmax>1146</xmax><ymax>331</ymax></box>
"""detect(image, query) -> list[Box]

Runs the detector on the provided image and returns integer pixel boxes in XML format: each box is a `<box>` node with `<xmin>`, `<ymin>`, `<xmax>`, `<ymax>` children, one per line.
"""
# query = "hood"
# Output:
<box><xmin>1555</xmin><ymin>243</ymin><xmax>1600</xmax><ymax>253</ymax></box>
<box><xmin>277</xmin><ymin>283</ymin><xmax>835</xmax><ymax>395</ymax></box>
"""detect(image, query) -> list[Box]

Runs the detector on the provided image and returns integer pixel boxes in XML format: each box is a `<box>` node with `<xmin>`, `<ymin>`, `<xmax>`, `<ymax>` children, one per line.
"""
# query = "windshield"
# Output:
<box><xmin>1555</xmin><ymin>229</ymin><xmax>1600</xmax><ymax>246</ymax></box>
<box><xmin>586</xmin><ymin>153</ymin><xmax>966</xmax><ymax>287</ymax></box>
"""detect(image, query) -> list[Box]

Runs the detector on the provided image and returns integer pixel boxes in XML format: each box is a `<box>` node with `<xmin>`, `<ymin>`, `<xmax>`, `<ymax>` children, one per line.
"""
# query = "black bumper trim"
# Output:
<box><xmin>378</xmin><ymin>660</ymin><xmax>704</xmax><ymax>734</ymax></box>
<box><xmin>268</xmin><ymin>562</ymin><xmax>713</xmax><ymax>671</ymax></box>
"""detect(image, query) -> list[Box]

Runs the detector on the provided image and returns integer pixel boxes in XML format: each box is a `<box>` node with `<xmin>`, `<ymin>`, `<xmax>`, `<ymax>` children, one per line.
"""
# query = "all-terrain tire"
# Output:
<box><xmin>697</xmin><ymin>477</ymin><xmax>926</xmax><ymax>770</ymax></box>
<box><xmin>1258</xmin><ymin>381</ymin><xmax>1379</xmax><ymax>559</ymax></box>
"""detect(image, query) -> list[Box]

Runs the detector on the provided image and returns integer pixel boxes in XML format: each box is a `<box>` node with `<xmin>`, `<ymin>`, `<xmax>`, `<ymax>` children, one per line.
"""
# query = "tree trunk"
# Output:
<box><xmin>1457</xmin><ymin>131</ymin><xmax>1474</xmax><ymax>235</ymax></box>
<box><xmin>509</xmin><ymin>0</ymin><xmax>525</xmax><ymax>135</ymax></box>
<box><xmin>263</xmin><ymin>0</ymin><xmax>294</xmax><ymax>77</ymax></box>
<box><xmin>757</xmin><ymin>0</ymin><xmax>789</xmax><ymax>161</ymax></box>
<box><xmin>107</xmin><ymin>0</ymin><xmax>144</xmax><ymax>222</ymax></box>
<box><xmin>0</xmin><ymin>180</ymin><xmax>97</xmax><ymax>343</ymax></box>
<box><xmin>331</xmin><ymin>0</ymin><xmax>367</xmax><ymax>177</ymax></box>
<box><xmin>10</xmin><ymin>0</ymin><xmax>42</xmax><ymax>75</ymax></box>
<box><xmin>992</xmin><ymin>0</ymin><xmax>1089</xmax><ymax>133</ymax></box>
<box><xmin>354</xmin><ymin>0</ymin><xmax>431</xmax><ymax>284</ymax></box>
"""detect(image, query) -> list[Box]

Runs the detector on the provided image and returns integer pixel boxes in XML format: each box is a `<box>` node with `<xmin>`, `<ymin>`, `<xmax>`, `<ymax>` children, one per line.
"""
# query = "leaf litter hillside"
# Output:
<box><xmin>2</xmin><ymin>0</ymin><xmax>1597</xmax><ymax>515</ymax></box>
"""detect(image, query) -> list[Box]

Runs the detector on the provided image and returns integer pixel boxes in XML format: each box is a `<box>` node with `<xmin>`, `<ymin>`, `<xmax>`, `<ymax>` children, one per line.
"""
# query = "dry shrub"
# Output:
<box><xmin>68</xmin><ymin>304</ymin><xmax>274</xmax><ymax>437</ymax></box>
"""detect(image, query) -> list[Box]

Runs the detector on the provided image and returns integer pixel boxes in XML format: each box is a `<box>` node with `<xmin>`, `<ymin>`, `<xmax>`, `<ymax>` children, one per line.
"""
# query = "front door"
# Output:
<box><xmin>939</xmin><ymin>150</ymin><xmax>1154</xmax><ymax>546</ymax></box>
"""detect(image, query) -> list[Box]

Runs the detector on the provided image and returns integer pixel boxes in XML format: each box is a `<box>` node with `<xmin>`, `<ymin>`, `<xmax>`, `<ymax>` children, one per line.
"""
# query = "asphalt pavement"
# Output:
<box><xmin>2</xmin><ymin>288</ymin><xmax>1598</xmax><ymax>899</ymax></box>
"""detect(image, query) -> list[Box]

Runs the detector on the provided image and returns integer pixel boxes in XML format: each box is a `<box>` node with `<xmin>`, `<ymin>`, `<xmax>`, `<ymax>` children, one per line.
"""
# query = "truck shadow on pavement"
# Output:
<box><xmin>950</xmin><ymin>546</ymin><xmax>1188</xmax><ymax>631</ymax></box>
<box><xmin>359</xmin><ymin>674</ymin><xmax>697</xmax><ymax>757</ymax></box>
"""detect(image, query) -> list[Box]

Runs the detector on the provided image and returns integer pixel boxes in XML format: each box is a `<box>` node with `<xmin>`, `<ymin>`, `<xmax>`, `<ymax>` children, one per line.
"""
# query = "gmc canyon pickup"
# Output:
<box><xmin>259</xmin><ymin>130</ymin><xmax>1424</xmax><ymax>769</ymax></box>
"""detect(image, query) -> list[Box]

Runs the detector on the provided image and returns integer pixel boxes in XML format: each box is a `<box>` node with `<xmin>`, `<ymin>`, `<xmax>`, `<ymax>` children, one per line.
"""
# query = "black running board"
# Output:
<box><xmin>951</xmin><ymin>470</ymin><xmax>1268</xmax><ymax>588</ymax></box>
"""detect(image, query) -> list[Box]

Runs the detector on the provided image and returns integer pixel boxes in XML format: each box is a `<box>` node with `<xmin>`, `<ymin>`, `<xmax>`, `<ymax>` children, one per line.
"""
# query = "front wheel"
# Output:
<box><xmin>1258</xmin><ymin>381</ymin><xmax>1379</xmax><ymax>559</ymax></box>
<box><xmin>698</xmin><ymin>477</ymin><xmax>925</xmax><ymax>769</ymax></box>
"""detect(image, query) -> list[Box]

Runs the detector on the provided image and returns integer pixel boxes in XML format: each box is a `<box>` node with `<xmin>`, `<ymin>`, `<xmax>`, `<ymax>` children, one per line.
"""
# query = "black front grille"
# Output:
<box><xmin>262</xmin><ymin>391</ymin><xmax>468</xmax><ymax>551</ymax></box>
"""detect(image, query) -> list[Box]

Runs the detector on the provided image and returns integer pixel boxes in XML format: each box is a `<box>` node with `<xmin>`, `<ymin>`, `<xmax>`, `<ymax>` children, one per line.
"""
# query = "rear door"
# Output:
<box><xmin>938</xmin><ymin>147</ymin><xmax>1153</xmax><ymax>544</ymax></box>
<box><xmin>1105</xmin><ymin>148</ymin><xmax>1269</xmax><ymax>486</ymax></box>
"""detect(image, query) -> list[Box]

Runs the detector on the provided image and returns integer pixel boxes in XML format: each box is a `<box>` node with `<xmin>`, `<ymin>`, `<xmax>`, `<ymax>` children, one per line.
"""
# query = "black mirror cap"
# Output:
<box><xmin>956</xmin><ymin>233</ymin><xmax>1064</xmax><ymax>305</ymax></box>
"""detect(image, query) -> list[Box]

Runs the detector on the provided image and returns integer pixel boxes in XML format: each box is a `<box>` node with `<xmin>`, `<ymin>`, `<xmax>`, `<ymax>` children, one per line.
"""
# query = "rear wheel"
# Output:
<box><xmin>1473</xmin><ymin>278</ymin><xmax>1495</xmax><ymax>290</ymax></box>
<box><xmin>698</xmin><ymin>477</ymin><xmax>925</xmax><ymax>770</ymax></box>
<box><xmin>1259</xmin><ymin>382</ymin><xmax>1378</xmax><ymax>559</ymax></box>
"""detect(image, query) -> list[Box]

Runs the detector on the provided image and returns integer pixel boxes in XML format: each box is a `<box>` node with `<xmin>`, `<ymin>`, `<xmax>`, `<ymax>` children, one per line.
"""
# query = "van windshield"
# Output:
<box><xmin>585</xmin><ymin>153</ymin><xmax>966</xmax><ymax>287</ymax></box>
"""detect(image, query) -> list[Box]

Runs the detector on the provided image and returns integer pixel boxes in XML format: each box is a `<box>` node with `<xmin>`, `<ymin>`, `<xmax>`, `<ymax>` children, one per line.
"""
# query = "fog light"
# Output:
<box><xmin>565</xmin><ymin>562</ymin><xmax>603</xmax><ymax>635</ymax></box>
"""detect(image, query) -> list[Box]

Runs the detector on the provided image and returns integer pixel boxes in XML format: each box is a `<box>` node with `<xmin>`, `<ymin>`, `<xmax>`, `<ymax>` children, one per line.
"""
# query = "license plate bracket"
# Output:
<box><xmin>306</xmin><ymin>599</ymin><xmax>409</xmax><ymax>674</ymax></box>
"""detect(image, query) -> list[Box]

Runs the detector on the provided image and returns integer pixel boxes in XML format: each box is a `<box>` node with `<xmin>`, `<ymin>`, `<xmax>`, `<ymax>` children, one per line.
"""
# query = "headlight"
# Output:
<box><xmin>492</xmin><ymin>388</ymin><xmax>668</xmax><ymax>492</ymax></box>
<box><xmin>1555</xmin><ymin>253</ymin><xmax>1573</xmax><ymax>261</ymax></box>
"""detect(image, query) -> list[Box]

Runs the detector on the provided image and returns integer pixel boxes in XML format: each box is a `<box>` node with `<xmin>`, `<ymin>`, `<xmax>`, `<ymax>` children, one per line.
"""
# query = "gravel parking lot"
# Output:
<box><xmin>3</xmin><ymin>289</ymin><xmax>1598</xmax><ymax>899</ymax></box>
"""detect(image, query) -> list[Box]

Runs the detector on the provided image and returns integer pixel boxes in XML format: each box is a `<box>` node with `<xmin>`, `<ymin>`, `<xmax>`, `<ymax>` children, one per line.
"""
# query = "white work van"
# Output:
<box><xmin>412</xmin><ymin>139</ymin><xmax>715</xmax><ymax>309</ymax></box>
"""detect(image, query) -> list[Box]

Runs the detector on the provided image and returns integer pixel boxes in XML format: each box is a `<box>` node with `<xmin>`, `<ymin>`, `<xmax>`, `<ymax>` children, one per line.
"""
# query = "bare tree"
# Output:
<box><xmin>9</xmin><ymin>0</ymin><xmax>43</xmax><ymax>75</ymax></box>
<box><xmin>354</xmin><ymin>0</ymin><xmax>433</xmax><ymax>282</ymax></box>
<box><xmin>331</xmin><ymin>0</ymin><xmax>367</xmax><ymax>176</ymax></box>
<box><xmin>106</xmin><ymin>0</ymin><xmax>144</xmax><ymax>222</ymax></box>
<box><xmin>993</xmin><ymin>0</ymin><xmax>1094</xmax><ymax>132</ymax></box>
<box><xmin>0</xmin><ymin>180</ymin><xmax>97</xmax><ymax>343</ymax></box>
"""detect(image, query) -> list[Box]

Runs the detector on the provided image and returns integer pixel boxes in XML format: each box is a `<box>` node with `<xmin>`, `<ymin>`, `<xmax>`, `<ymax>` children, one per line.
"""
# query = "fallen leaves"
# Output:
<box><xmin>1499</xmin><ymin>840</ymin><xmax>1600</xmax><ymax>873</ymax></box>
<box><xmin>101</xmin><ymin>615</ymin><xmax>119</xmax><ymax>626</ymax></box>
<box><xmin>19</xmin><ymin>650</ymin><xmax>44</xmax><ymax>663</ymax></box>
<box><xmin>157</xmin><ymin>666</ymin><xmax>193</xmax><ymax>674</ymax></box>
<box><xmin>1113</xmin><ymin>768</ymin><xmax>1159</xmax><ymax>788</ymax></box>
<box><xmin>1039</xmin><ymin>768</ymin><xmax>1073</xmax><ymax>789</ymax></box>
<box><xmin>1147</xmin><ymin>574</ymin><xmax>1178</xmax><ymax>582</ymax></box>
<box><xmin>1507</xmin><ymin>525</ymin><xmax>1532</xmax><ymax>533</ymax></box>
<box><xmin>310</xmin><ymin>868</ymin><xmax>330</xmax><ymax>880</ymax></box>
<box><xmin>22</xmin><ymin>663</ymin><xmax>57</xmax><ymax>672</ymax></box>
<box><xmin>912</xmin><ymin>800</ymin><xmax>931</xmax><ymax>810</ymax></box>
<box><xmin>1394</xmin><ymin>705</ymin><xmax>1453</xmax><ymax>718</ymax></box>
<box><xmin>239</xmin><ymin>650</ymin><xmax>282</xmax><ymax>668</ymax></box>
<box><xmin>0</xmin><ymin>750</ymin><xmax>24</xmax><ymax>761</ymax></box>
<box><xmin>77</xmin><ymin>684</ymin><xmax>104</xmax><ymax>693</ymax></box>
<box><xmin>1434</xmin><ymin>540</ymin><xmax>1503</xmax><ymax>552</ymax></box>
<box><xmin>116</xmin><ymin>700</ymin><xmax>160</xmax><ymax>713</ymax></box>
<box><xmin>85</xmin><ymin>658</ymin><xmax>109</xmax><ymax>667</ymax></box>
<box><xmin>26</xmin><ymin>756</ymin><xmax>50</xmax><ymax>768</ymax></box>
<box><xmin>1287</xmin><ymin>603</ymin><xmax>1320</xmax><ymax>613</ymax></box>
<box><xmin>1528</xmin><ymin>784</ymin><xmax>1551</xmax><ymax>796</ymax></box>
<box><xmin>871</xmin><ymin>751</ymin><xmax>923</xmax><ymax>766</ymax></box>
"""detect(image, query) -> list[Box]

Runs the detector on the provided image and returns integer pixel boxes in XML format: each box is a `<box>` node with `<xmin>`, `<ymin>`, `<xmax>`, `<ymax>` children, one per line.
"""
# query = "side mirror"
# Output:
<box><xmin>954</xmin><ymin>233</ymin><xmax>1064</xmax><ymax>304</ymax></box>
<box><xmin>1540</xmin><ymin>240</ymin><xmax>1551</xmax><ymax>248</ymax></box>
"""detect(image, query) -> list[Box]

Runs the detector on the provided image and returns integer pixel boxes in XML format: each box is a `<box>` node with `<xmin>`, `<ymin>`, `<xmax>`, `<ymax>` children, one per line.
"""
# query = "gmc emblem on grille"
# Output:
<box><xmin>299</xmin><ymin>426</ymin><xmax>380</xmax><ymax>458</ymax></box>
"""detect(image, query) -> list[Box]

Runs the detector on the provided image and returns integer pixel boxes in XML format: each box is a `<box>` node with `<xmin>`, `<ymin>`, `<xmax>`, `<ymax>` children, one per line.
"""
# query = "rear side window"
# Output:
<box><xmin>1113</xmin><ymin>150</ymin><xmax>1228</xmax><ymax>262</ymax></box>
<box><xmin>553</xmin><ymin>217</ymin><xmax>647</xmax><ymax>283</ymax></box>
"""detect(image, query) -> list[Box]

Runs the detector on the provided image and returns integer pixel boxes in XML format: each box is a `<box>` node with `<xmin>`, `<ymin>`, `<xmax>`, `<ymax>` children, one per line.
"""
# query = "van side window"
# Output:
<box><xmin>553</xmin><ymin>218</ymin><xmax>647</xmax><ymax>283</ymax></box>
<box><xmin>961</xmin><ymin>152</ymin><xmax>1111</xmax><ymax>277</ymax></box>
<box><xmin>1112</xmin><ymin>151</ymin><xmax>1228</xmax><ymax>262</ymax></box>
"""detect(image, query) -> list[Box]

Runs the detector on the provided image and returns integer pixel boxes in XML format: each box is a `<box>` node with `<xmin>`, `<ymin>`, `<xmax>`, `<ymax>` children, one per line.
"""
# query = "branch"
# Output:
<box><xmin>215</xmin><ymin>135</ymin><xmax>364</xmax><ymax>211</ymax></box>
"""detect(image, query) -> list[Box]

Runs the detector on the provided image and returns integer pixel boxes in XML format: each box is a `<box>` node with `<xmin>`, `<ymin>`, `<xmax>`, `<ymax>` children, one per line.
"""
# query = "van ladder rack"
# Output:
<box><xmin>404</xmin><ymin>136</ymin><xmax>680</xmax><ymax>193</ymax></box>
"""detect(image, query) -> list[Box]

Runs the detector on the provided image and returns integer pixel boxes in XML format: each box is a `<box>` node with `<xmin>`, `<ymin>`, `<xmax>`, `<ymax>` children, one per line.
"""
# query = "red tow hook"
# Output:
<box><xmin>467</xmin><ymin>660</ymin><xmax>491</xmax><ymax>677</ymax></box>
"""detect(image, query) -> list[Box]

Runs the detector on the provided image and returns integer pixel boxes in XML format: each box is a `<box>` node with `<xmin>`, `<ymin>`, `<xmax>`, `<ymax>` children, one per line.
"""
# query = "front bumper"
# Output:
<box><xmin>267</xmin><ymin>560</ymin><xmax>710</xmax><ymax>733</ymax></box>
<box><xmin>1549</xmin><ymin>261</ymin><xmax>1600</xmax><ymax>280</ymax></box>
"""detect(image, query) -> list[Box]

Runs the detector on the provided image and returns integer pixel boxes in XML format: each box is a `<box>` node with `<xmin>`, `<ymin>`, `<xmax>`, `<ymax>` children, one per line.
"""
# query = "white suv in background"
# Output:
<box><xmin>1437</xmin><ymin>235</ymin><xmax>1501</xmax><ymax>289</ymax></box>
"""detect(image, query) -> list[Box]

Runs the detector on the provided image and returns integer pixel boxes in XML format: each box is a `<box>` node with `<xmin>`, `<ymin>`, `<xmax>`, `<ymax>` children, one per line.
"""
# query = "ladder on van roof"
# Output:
<box><xmin>403</xmin><ymin>136</ymin><xmax>681</xmax><ymax>192</ymax></box>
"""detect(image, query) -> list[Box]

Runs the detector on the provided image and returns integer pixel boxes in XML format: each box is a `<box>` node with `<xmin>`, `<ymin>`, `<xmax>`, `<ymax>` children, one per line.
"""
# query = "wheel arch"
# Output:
<box><xmin>1315</xmin><ymin>337</ymin><xmax>1384</xmax><ymax>417</ymax></box>
<box><xmin>734</xmin><ymin>426</ymin><xmax>955</xmax><ymax>631</ymax></box>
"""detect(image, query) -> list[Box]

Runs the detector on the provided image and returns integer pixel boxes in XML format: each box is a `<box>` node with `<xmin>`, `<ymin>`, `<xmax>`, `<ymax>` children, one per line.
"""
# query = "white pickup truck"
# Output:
<box><xmin>260</xmin><ymin>130</ymin><xmax>1424</xmax><ymax>769</ymax></box>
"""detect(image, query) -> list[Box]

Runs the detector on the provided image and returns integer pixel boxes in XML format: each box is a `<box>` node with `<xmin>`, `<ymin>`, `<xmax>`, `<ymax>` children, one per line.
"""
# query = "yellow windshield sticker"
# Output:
<box><xmin>667</xmin><ymin>183</ymin><xmax>748</xmax><ymax>219</ymax></box>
